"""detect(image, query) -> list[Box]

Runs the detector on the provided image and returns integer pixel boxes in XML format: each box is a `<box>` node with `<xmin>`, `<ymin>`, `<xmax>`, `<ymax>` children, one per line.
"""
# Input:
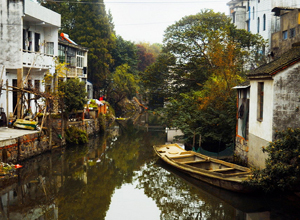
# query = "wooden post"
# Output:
<box><xmin>192</xmin><ymin>131</ymin><xmax>195</xmax><ymax>148</ymax></box>
<box><xmin>17</xmin><ymin>68</ymin><xmax>23</xmax><ymax>119</ymax></box>
<box><xmin>49</xmin><ymin>116</ymin><xmax>52</xmax><ymax>149</ymax></box>
<box><xmin>53</xmin><ymin>73</ymin><xmax>58</xmax><ymax>113</ymax></box>
<box><xmin>61</xmin><ymin>100</ymin><xmax>64</xmax><ymax>145</ymax></box>
<box><xmin>199</xmin><ymin>134</ymin><xmax>201</xmax><ymax>147</ymax></box>
<box><xmin>6</xmin><ymin>79</ymin><xmax>8</xmax><ymax>126</ymax></box>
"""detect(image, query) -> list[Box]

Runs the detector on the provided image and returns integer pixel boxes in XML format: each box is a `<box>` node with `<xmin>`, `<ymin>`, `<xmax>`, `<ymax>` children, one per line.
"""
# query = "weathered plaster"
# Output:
<box><xmin>249</xmin><ymin>79</ymin><xmax>274</xmax><ymax>142</ymax></box>
<box><xmin>248</xmin><ymin>133</ymin><xmax>269</xmax><ymax>168</ymax></box>
<box><xmin>273</xmin><ymin>64</ymin><xmax>300</xmax><ymax>131</ymax></box>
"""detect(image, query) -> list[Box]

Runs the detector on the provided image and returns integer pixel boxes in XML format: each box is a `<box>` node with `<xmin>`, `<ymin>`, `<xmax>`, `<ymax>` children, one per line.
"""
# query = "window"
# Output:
<box><xmin>247</xmin><ymin>20</ymin><xmax>250</xmax><ymax>32</ymax></box>
<box><xmin>263</xmin><ymin>14</ymin><xmax>266</xmax><ymax>31</ymax></box>
<box><xmin>257</xmin><ymin>17</ymin><xmax>260</xmax><ymax>33</ymax></box>
<box><xmin>67</xmin><ymin>56</ymin><xmax>76</xmax><ymax>66</ymax></box>
<box><xmin>258</xmin><ymin>0</ymin><xmax>260</xmax><ymax>3</ymax></box>
<box><xmin>46</xmin><ymin>42</ymin><xmax>54</xmax><ymax>55</ymax></box>
<box><xmin>67</xmin><ymin>48</ymin><xmax>76</xmax><ymax>66</ymax></box>
<box><xmin>253</xmin><ymin>7</ymin><xmax>255</xmax><ymax>20</ymax></box>
<box><xmin>23</xmin><ymin>29</ymin><xmax>27</xmax><ymax>50</ymax></box>
<box><xmin>34</xmin><ymin>33</ymin><xmax>40</xmax><ymax>52</ymax></box>
<box><xmin>257</xmin><ymin>82</ymin><xmax>264</xmax><ymax>121</ymax></box>
<box><xmin>290</xmin><ymin>28</ymin><xmax>296</xmax><ymax>38</ymax></box>
<box><xmin>58</xmin><ymin>45</ymin><xmax>66</xmax><ymax>63</ymax></box>
<box><xmin>27</xmin><ymin>31</ymin><xmax>32</xmax><ymax>51</ymax></box>
<box><xmin>76</xmin><ymin>50</ymin><xmax>84</xmax><ymax>68</ymax></box>
<box><xmin>232</xmin><ymin>12</ymin><xmax>236</xmax><ymax>23</ymax></box>
<box><xmin>283</xmin><ymin>30</ymin><xmax>288</xmax><ymax>40</ymax></box>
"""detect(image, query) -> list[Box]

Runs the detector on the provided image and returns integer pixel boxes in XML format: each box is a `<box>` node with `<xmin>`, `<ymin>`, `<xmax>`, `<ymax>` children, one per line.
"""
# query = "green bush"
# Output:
<box><xmin>246</xmin><ymin>128</ymin><xmax>300</xmax><ymax>192</ymax></box>
<box><xmin>65</xmin><ymin>126</ymin><xmax>88</xmax><ymax>145</ymax></box>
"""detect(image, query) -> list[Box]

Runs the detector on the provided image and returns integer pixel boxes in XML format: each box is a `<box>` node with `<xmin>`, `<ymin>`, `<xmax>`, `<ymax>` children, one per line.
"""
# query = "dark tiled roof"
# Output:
<box><xmin>232</xmin><ymin>80</ymin><xmax>250</xmax><ymax>89</ymax></box>
<box><xmin>271</xmin><ymin>7</ymin><xmax>298</xmax><ymax>16</ymax></box>
<box><xmin>247</xmin><ymin>46</ymin><xmax>300</xmax><ymax>79</ymax></box>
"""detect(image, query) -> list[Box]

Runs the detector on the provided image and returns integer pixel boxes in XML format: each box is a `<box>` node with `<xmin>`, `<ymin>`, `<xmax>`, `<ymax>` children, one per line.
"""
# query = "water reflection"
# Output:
<box><xmin>0</xmin><ymin>116</ymin><xmax>300</xmax><ymax>219</ymax></box>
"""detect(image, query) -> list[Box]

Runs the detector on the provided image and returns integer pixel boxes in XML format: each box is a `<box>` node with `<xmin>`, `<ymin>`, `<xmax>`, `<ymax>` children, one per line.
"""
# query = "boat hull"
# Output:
<box><xmin>154</xmin><ymin>143</ymin><xmax>253</xmax><ymax>193</ymax></box>
<box><xmin>13</xmin><ymin>119</ymin><xmax>38</xmax><ymax>130</ymax></box>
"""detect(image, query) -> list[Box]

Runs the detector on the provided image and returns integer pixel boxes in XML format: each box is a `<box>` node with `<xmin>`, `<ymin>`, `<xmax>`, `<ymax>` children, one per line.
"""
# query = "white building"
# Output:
<box><xmin>0</xmin><ymin>0</ymin><xmax>60</xmax><ymax>119</ymax></box>
<box><xmin>58</xmin><ymin>33</ymin><xmax>89</xmax><ymax>84</ymax></box>
<box><xmin>227</xmin><ymin>0</ymin><xmax>300</xmax><ymax>52</ymax></box>
<box><xmin>231</xmin><ymin>4</ymin><xmax>300</xmax><ymax>168</ymax></box>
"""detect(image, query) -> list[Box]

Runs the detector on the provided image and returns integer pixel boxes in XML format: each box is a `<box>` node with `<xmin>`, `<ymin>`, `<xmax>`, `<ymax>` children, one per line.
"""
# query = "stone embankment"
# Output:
<box><xmin>0</xmin><ymin>118</ymin><xmax>100</xmax><ymax>163</ymax></box>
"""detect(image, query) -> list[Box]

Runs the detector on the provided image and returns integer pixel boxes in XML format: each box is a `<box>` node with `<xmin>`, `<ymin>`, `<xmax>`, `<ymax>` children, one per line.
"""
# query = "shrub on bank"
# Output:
<box><xmin>246</xmin><ymin>128</ymin><xmax>300</xmax><ymax>192</ymax></box>
<box><xmin>65</xmin><ymin>126</ymin><xmax>88</xmax><ymax>145</ymax></box>
<box><xmin>98</xmin><ymin>113</ymin><xmax>106</xmax><ymax>133</ymax></box>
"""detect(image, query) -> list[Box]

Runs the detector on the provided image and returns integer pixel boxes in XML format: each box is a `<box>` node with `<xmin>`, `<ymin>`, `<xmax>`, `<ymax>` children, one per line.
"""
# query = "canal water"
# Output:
<box><xmin>1</xmin><ymin>114</ymin><xmax>300</xmax><ymax>220</ymax></box>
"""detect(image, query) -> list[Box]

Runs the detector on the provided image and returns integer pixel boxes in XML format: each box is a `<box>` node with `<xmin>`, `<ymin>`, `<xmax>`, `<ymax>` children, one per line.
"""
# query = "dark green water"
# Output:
<box><xmin>1</xmin><ymin>117</ymin><xmax>300</xmax><ymax>220</ymax></box>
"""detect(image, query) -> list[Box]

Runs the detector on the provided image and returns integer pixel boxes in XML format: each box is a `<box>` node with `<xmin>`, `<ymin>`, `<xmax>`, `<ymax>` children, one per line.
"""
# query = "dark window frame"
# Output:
<box><xmin>257</xmin><ymin>82</ymin><xmax>264</xmax><ymax>121</ymax></box>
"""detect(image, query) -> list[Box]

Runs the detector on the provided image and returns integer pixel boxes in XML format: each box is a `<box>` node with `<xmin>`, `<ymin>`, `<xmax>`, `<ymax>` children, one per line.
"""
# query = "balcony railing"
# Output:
<box><xmin>65</xmin><ymin>67</ymin><xmax>86</xmax><ymax>78</ymax></box>
<box><xmin>23</xmin><ymin>51</ymin><xmax>54</xmax><ymax>69</ymax></box>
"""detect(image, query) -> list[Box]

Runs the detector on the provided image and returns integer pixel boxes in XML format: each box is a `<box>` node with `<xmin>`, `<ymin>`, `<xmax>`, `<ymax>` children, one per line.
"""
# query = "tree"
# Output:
<box><xmin>107</xmin><ymin>64</ymin><xmax>139</xmax><ymax>111</ymax></box>
<box><xmin>163</xmin><ymin>9</ymin><xmax>266</xmax><ymax>95</ymax></box>
<box><xmin>59</xmin><ymin>78</ymin><xmax>87</xmax><ymax>113</ymax></box>
<box><xmin>141</xmin><ymin>52</ymin><xmax>176</xmax><ymax>108</ymax></box>
<box><xmin>136</xmin><ymin>42</ymin><xmax>162</xmax><ymax>60</ymax></box>
<box><xmin>136</xmin><ymin>44</ymin><xmax>156</xmax><ymax>72</ymax></box>
<box><xmin>110</xmin><ymin>36</ymin><xmax>138</xmax><ymax>73</ymax></box>
<box><xmin>155</xmin><ymin>10</ymin><xmax>266</xmax><ymax>149</ymax></box>
<box><xmin>42</xmin><ymin>0</ymin><xmax>116</xmax><ymax>97</ymax></box>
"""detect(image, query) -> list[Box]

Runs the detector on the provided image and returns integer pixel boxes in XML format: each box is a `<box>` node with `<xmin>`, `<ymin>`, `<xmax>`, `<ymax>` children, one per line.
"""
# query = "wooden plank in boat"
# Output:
<box><xmin>180</xmin><ymin>160</ymin><xmax>208</xmax><ymax>164</ymax></box>
<box><xmin>168</xmin><ymin>154</ymin><xmax>195</xmax><ymax>159</ymax></box>
<box><xmin>212</xmin><ymin>168</ymin><xmax>235</xmax><ymax>172</ymax></box>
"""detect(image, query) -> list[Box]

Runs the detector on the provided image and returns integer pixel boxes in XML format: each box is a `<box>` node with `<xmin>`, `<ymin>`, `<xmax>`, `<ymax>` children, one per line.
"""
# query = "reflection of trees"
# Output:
<box><xmin>0</xmin><ymin>117</ymin><xmax>166</xmax><ymax>219</ymax></box>
<box><xmin>106</xmin><ymin>119</ymin><xmax>165</xmax><ymax>183</ymax></box>
<box><xmin>3</xmin><ymin>119</ymin><xmax>300</xmax><ymax>219</ymax></box>
<box><xmin>56</xmin><ymin>120</ymin><xmax>166</xmax><ymax>219</ymax></box>
<box><xmin>137</xmin><ymin>161</ymin><xmax>236</xmax><ymax>220</ymax></box>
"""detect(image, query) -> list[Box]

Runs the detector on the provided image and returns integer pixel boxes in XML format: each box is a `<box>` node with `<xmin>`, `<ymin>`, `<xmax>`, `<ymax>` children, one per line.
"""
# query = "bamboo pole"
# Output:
<box><xmin>39</xmin><ymin>104</ymin><xmax>47</xmax><ymax>134</ymax></box>
<box><xmin>17</xmin><ymin>68</ymin><xmax>23</xmax><ymax>119</ymax></box>
<box><xmin>192</xmin><ymin>131</ymin><xmax>196</xmax><ymax>148</ymax></box>
<box><xmin>6</xmin><ymin>79</ymin><xmax>8</xmax><ymax>126</ymax></box>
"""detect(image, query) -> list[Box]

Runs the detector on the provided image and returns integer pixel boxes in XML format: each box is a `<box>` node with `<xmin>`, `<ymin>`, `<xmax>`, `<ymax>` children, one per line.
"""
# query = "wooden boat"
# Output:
<box><xmin>153</xmin><ymin>143</ymin><xmax>253</xmax><ymax>193</ymax></box>
<box><xmin>13</xmin><ymin>119</ymin><xmax>39</xmax><ymax>130</ymax></box>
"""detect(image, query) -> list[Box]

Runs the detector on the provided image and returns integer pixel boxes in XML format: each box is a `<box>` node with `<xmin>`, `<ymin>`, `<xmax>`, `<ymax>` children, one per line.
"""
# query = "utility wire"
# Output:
<box><xmin>46</xmin><ymin>0</ymin><xmax>228</xmax><ymax>4</ymax></box>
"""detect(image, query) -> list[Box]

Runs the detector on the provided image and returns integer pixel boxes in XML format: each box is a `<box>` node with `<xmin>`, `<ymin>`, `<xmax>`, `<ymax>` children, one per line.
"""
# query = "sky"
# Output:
<box><xmin>104</xmin><ymin>0</ymin><xmax>229</xmax><ymax>44</ymax></box>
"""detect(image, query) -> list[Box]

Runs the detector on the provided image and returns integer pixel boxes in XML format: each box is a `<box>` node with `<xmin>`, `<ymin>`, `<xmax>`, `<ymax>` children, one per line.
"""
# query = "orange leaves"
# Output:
<box><xmin>197</xmin><ymin>35</ymin><xmax>244</xmax><ymax>110</ymax></box>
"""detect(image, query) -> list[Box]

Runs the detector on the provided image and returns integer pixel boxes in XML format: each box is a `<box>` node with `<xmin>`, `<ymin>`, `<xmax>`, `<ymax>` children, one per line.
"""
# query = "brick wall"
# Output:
<box><xmin>0</xmin><ymin>132</ymin><xmax>49</xmax><ymax>163</ymax></box>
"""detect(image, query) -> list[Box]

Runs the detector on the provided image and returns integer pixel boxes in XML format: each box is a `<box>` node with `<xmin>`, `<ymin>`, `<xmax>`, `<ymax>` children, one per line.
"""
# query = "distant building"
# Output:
<box><xmin>271</xmin><ymin>8</ymin><xmax>300</xmax><ymax>57</ymax></box>
<box><xmin>227</xmin><ymin>0</ymin><xmax>300</xmax><ymax>53</ymax></box>
<box><xmin>0</xmin><ymin>0</ymin><xmax>60</xmax><ymax>118</ymax></box>
<box><xmin>58</xmin><ymin>33</ymin><xmax>88</xmax><ymax>86</ymax></box>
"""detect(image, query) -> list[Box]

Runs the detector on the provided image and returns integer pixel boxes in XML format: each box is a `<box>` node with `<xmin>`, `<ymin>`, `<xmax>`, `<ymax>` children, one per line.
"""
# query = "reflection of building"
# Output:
<box><xmin>58</xmin><ymin>33</ymin><xmax>89</xmax><ymax>89</ymax></box>
<box><xmin>165</xmin><ymin>127</ymin><xmax>184</xmax><ymax>144</ymax></box>
<box><xmin>0</xmin><ymin>0</ymin><xmax>60</xmax><ymax>117</ymax></box>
